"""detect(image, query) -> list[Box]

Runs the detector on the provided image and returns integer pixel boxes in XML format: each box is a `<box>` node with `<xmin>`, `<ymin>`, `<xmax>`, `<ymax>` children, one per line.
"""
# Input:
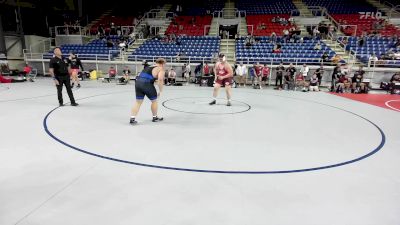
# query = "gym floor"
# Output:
<box><xmin>1</xmin><ymin>78</ymin><xmax>399</xmax><ymax>225</ymax></box>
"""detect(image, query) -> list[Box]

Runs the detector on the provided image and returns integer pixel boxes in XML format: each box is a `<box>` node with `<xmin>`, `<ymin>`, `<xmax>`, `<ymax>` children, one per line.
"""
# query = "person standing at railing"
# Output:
<box><xmin>314</xmin><ymin>64</ymin><xmax>324</xmax><ymax>86</ymax></box>
<box><xmin>68</xmin><ymin>52</ymin><xmax>83</xmax><ymax>89</ymax></box>
<box><xmin>300</xmin><ymin>64</ymin><xmax>309</xmax><ymax>80</ymax></box>
<box><xmin>368</xmin><ymin>53</ymin><xmax>378</xmax><ymax>68</ymax></box>
<box><xmin>261</xmin><ymin>64</ymin><xmax>270</xmax><ymax>88</ymax></box>
<box><xmin>183</xmin><ymin>63</ymin><xmax>191</xmax><ymax>84</ymax></box>
<box><xmin>330</xmin><ymin>64</ymin><xmax>341</xmax><ymax>92</ymax></box>
<box><xmin>235</xmin><ymin>62</ymin><xmax>247</xmax><ymax>87</ymax></box>
<box><xmin>49</xmin><ymin>47</ymin><xmax>78</xmax><ymax>107</ymax></box>
<box><xmin>275</xmin><ymin>62</ymin><xmax>285</xmax><ymax>88</ymax></box>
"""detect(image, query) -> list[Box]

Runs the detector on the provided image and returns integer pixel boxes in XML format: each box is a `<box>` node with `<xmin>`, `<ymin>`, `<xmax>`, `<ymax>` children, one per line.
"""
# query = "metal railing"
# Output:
<box><xmin>212</xmin><ymin>9</ymin><xmax>246</xmax><ymax>19</ymax></box>
<box><xmin>144</xmin><ymin>9</ymin><xmax>162</xmax><ymax>19</ymax></box>
<box><xmin>54</xmin><ymin>26</ymin><xmax>90</xmax><ymax>36</ymax></box>
<box><xmin>308</xmin><ymin>6</ymin><xmax>327</xmax><ymax>16</ymax></box>
<box><xmin>369</xmin><ymin>59</ymin><xmax>400</xmax><ymax>67</ymax></box>
<box><xmin>235</xmin><ymin>57</ymin><xmax>335</xmax><ymax>65</ymax></box>
<box><xmin>25</xmin><ymin>37</ymin><xmax>55</xmax><ymax>56</ymax></box>
<box><xmin>128</xmin><ymin>55</ymin><xmax>215</xmax><ymax>64</ymax></box>
<box><xmin>49</xmin><ymin>27</ymin><xmax>55</xmax><ymax>37</ymax></box>
<box><xmin>388</xmin><ymin>5</ymin><xmax>400</xmax><ymax>18</ymax></box>
<box><xmin>339</xmin><ymin>25</ymin><xmax>358</xmax><ymax>37</ymax></box>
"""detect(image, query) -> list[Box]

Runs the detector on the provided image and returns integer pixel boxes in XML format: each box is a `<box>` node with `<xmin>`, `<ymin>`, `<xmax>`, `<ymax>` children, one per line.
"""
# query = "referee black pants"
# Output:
<box><xmin>276</xmin><ymin>74</ymin><xmax>283</xmax><ymax>86</ymax></box>
<box><xmin>56</xmin><ymin>77</ymin><xmax>76</xmax><ymax>105</ymax></box>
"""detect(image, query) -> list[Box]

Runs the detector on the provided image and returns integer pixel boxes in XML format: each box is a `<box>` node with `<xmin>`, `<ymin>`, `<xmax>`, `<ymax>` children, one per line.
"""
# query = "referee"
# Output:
<box><xmin>49</xmin><ymin>47</ymin><xmax>78</xmax><ymax>106</ymax></box>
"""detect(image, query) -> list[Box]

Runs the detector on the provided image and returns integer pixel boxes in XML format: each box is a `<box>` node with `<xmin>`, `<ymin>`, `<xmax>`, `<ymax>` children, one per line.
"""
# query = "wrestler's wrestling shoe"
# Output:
<box><xmin>152</xmin><ymin>116</ymin><xmax>164</xmax><ymax>122</ymax></box>
<box><xmin>209</xmin><ymin>100</ymin><xmax>216</xmax><ymax>105</ymax></box>
<box><xmin>129</xmin><ymin>118</ymin><xmax>137</xmax><ymax>125</ymax></box>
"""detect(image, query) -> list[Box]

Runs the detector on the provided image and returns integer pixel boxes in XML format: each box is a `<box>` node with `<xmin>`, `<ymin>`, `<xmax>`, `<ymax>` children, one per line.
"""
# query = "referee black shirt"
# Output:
<box><xmin>49</xmin><ymin>56</ymin><xmax>69</xmax><ymax>79</ymax></box>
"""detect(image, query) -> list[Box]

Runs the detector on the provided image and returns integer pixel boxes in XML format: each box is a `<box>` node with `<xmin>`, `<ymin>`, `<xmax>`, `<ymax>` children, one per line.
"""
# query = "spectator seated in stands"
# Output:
<box><xmin>280</xmin><ymin>18</ymin><xmax>288</xmax><ymax>26</ymax></box>
<box><xmin>309</xmin><ymin>74</ymin><xmax>319</xmax><ymax>92</ymax></box>
<box><xmin>314</xmin><ymin>41</ymin><xmax>322</xmax><ymax>50</ymax></box>
<box><xmin>167</xmin><ymin>68</ymin><xmax>176</xmax><ymax>85</ymax></box>
<box><xmin>272</xmin><ymin>44</ymin><xmax>282</xmax><ymax>53</ymax></box>
<box><xmin>288</xmin><ymin>17</ymin><xmax>295</xmax><ymax>26</ymax></box>
<box><xmin>313</xmin><ymin>26</ymin><xmax>321</xmax><ymax>40</ymax></box>
<box><xmin>283</xmin><ymin>29</ymin><xmax>290</xmax><ymax>42</ymax></box>
<box><xmin>342</xmin><ymin>36</ymin><xmax>348</xmax><ymax>46</ymax></box>
<box><xmin>352</xmin><ymin>66</ymin><xmax>367</xmax><ymax>93</ymax></box>
<box><xmin>290</xmin><ymin>33</ymin><xmax>300</xmax><ymax>43</ymax></box>
<box><xmin>257</xmin><ymin>23</ymin><xmax>266</xmax><ymax>30</ymax></box>
<box><xmin>336</xmin><ymin>74</ymin><xmax>352</xmax><ymax>93</ymax></box>
<box><xmin>321</xmin><ymin>51</ymin><xmax>330</xmax><ymax>63</ymax></box>
<box><xmin>118</xmin><ymin>40</ymin><xmax>127</xmax><ymax>51</ymax></box>
<box><xmin>331</xmin><ymin>54</ymin><xmax>343</xmax><ymax>64</ymax></box>
<box><xmin>272</xmin><ymin>16</ymin><xmax>280</xmax><ymax>23</ymax></box>
<box><xmin>106</xmin><ymin>38</ymin><xmax>114</xmax><ymax>48</ymax></box>
<box><xmin>270</xmin><ymin>32</ymin><xmax>277</xmax><ymax>43</ymax></box>
<box><xmin>369</xmin><ymin>53</ymin><xmax>379</xmax><ymax>62</ymax></box>
<box><xmin>358</xmin><ymin>34</ymin><xmax>367</xmax><ymax>47</ymax></box>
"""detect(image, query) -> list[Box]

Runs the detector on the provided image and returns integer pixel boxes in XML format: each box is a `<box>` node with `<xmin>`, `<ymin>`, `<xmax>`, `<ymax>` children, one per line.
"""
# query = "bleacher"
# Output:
<box><xmin>383</xmin><ymin>0</ymin><xmax>400</xmax><ymax>7</ymax></box>
<box><xmin>129</xmin><ymin>36</ymin><xmax>220</xmax><ymax>62</ymax></box>
<box><xmin>246</xmin><ymin>14</ymin><xmax>296</xmax><ymax>36</ymax></box>
<box><xmin>303</xmin><ymin>0</ymin><xmax>377</xmax><ymax>14</ymax></box>
<box><xmin>302</xmin><ymin>0</ymin><xmax>400</xmax><ymax>36</ymax></box>
<box><xmin>332</xmin><ymin>14</ymin><xmax>400</xmax><ymax>36</ymax></box>
<box><xmin>236</xmin><ymin>37</ymin><xmax>336</xmax><ymax>64</ymax></box>
<box><xmin>237</xmin><ymin>0</ymin><xmax>297</xmax><ymax>15</ymax></box>
<box><xmin>44</xmin><ymin>36</ymin><xmax>121</xmax><ymax>60</ymax></box>
<box><xmin>340</xmin><ymin>36</ymin><xmax>400</xmax><ymax>66</ymax></box>
<box><xmin>180</xmin><ymin>0</ymin><xmax>224</xmax><ymax>16</ymax></box>
<box><xmin>165</xmin><ymin>16</ymin><xmax>212</xmax><ymax>36</ymax></box>
<box><xmin>90</xmin><ymin>16</ymin><xmax>135</xmax><ymax>35</ymax></box>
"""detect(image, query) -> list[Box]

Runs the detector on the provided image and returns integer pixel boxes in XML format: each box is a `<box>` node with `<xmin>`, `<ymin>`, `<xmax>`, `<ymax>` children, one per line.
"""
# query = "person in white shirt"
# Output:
<box><xmin>368</xmin><ymin>53</ymin><xmax>378</xmax><ymax>67</ymax></box>
<box><xmin>341</xmin><ymin>63</ymin><xmax>350</xmax><ymax>76</ymax></box>
<box><xmin>167</xmin><ymin>68</ymin><xmax>176</xmax><ymax>85</ymax></box>
<box><xmin>300</xmin><ymin>64</ymin><xmax>309</xmax><ymax>79</ymax></box>
<box><xmin>283</xmin><ymin>29</ymin><xmax>289</xmax><ymax>42</ymax></box>
<box><xmin>184</xmin><ymin>63</ymin><xmax>191</xmax><ymax>84</ymax></box>
<box><xmin>235</xmin><ymin>62</ymin><xmax>247</xmax><ymax>87</ymax></box>
<box><xmin>313</xmin><ymin>27</ymin><xmax>320</xmax><ymax>39</ymax></box>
